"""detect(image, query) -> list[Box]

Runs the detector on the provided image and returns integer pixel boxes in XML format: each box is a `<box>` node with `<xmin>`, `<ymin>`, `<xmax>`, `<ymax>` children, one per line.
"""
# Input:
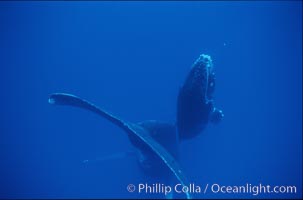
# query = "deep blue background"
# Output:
<box><xmin>0</xmin><ymin>1</ymin><xmax>302</xmax><ymax>199</ymax></box>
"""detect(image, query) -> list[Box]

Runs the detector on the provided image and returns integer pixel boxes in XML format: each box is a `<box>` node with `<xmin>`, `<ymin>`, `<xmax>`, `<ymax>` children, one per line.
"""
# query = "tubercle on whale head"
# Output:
<box><xmin>192</xmin><ymin>54</ymin><xmax>213</xmax><ymax>70</ymax></box>
<box><xmin>189</xmin><ymin>54</ymin><xmax>215</xmax><ymax>102</ymax></box>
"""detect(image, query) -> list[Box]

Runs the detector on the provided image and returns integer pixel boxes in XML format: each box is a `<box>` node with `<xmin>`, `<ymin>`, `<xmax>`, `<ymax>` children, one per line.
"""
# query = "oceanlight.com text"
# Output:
<box><xmin>209</xmin><ymin>183</ymin><xmax>297</xmax><ymax>196</ymax></box>
<box><xmin>127</xmin><ymin>183</ymin><xmax>297</xmax><ymax>196</ymax></box>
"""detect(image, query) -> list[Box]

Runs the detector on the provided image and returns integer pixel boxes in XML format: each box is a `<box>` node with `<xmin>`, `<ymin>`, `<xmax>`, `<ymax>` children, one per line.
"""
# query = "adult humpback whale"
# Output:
<box><xmin>48</xmin><ymin>54</ymin><xmax>223</xmax><ymax>199</ymax></box>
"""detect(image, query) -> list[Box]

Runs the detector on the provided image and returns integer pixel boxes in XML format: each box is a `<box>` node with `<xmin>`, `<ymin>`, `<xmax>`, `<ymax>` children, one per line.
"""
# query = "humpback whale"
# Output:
<box><xmin>48</xmin><ymin>93</ymin><xmax>187</xmax><ymax>198</ymax></box>
<box><xmin>48</xmin><ymin>54</ymin><xmax>223</xmax><ymax>199</ymax></box>
<box><xmin>177</xmin><ymin>54</ymin><xmax>224</xmax><ymax>140</ymax></box>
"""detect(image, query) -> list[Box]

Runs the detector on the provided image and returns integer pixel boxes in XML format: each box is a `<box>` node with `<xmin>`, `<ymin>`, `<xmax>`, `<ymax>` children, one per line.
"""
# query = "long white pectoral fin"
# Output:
<box><xmin>48</xmin><ymin>93</ymin><xmax>192</xmax><ymax>199</ymax></box>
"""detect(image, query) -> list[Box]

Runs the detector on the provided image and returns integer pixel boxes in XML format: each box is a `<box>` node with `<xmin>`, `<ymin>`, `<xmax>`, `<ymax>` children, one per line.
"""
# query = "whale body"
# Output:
<box><xmin>48</xmin><ymin>53</ymin><xmax>224</xmax><ymax>199</ymax></box>
<box><xmin>177</xmin><ymin>54</ymin><xmax>224</xmax><ymax>140</ymax></box>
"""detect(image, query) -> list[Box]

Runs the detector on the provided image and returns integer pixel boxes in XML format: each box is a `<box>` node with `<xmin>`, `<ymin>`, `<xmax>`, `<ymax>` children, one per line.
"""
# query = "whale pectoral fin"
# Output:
<box><xmin>49</xmin><ymin>93</ymin><xmax>126</xmax><ymax>127</ymax></box>
<box><xmin>126</xmin><ymin>123</ymin><xmax>192</xmax><ymax>199</ymax></box>
<box><xmin>48</xmin><ymin>93</ymin><xmax>192</xmax><ymax>199</ymax></box>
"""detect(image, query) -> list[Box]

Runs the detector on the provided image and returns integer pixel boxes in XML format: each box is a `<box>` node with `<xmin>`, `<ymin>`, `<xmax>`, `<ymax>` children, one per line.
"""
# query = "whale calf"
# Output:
<box><xmin>177</xmin><ymin>54</ymin><xmax>224</xmax><ymax>140</ymax></box>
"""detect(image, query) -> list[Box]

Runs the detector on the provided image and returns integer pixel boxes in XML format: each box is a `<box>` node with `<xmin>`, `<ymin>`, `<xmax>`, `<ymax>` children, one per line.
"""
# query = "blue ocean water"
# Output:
<box><xmin>0</xmin><ymin>1</ymin><xmax>302</xmax><ymax>199</ymax></box>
